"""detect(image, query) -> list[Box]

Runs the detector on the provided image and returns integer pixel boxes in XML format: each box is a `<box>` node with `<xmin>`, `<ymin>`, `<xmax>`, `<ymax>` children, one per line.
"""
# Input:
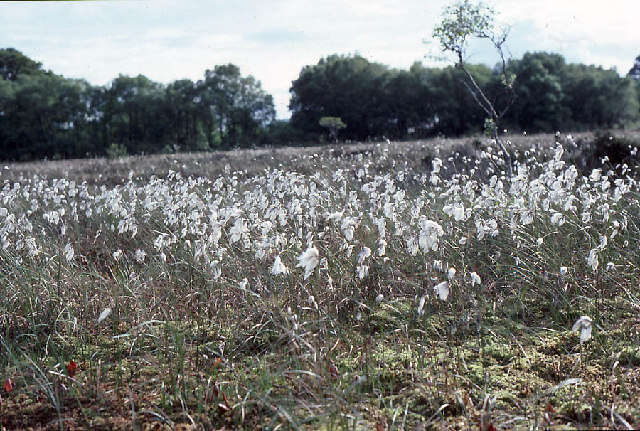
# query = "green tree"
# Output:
<box><xmin>0</xmin><ymin>49</ymin><xmax>277</xmax><ymax>161</ymax></box>
<box><xmin>165</xmin><ymin>79</ymin><xmax>205</xmax><ymax>151</ymax></box>
<box><xmin>0</xmin><ymin>73</ymin><xmax>94</xmax><ymax>160</ymax></box>
<box><xmin>258</xmin><ymin>119</ymin><xmax>309</xmax><ymax>147</ymax></box>
<box><xmin>562</xmin><ymin>63</ymin><xmax>639</xmax><ymax>130</ymax></box>
<box><xmin>506</xmin><ymin>52</ymin><xmax>569</xmax><ymax>131</ymax></box>
<box><xmin>428</xmin><ymin>64</ymin><xmax>493</xmax><ymax>136</ymax></box>
<box><xmin>381</xmin><ymin>66</ymin><xmax>439</xmax><ymax>138</ymax></box>
<box><xmin>0</xmin><ymin>48</ymin><xmax>43</xmax><ymax>81</ymax></box>
<box><xmin>289</xmin><ymin>54</ymin><xmax>392</xmax><ymax>141</ymax></box>
<box><xmin>199</xmin><ymin>64</ymin><xmax>275</xmax><ymax>148</ymax></box>
<box><xmin>104</xmin><ymin>74</ymin><xmax>167</xmax><ymax>154</ymax></box>
<box><xmin>628</xmin><ymin>55</ymin><xmax>640</xmax><ymax>80</ymax></box>
<box><xmin>318</xmin><ymin>116</ymin><xmax>346</xmax><ymax>141</ymax></box>
<box><xmin>228</xmin><ymin>73</ymin><xmax>276</xmax><ymax>146</ymax></box>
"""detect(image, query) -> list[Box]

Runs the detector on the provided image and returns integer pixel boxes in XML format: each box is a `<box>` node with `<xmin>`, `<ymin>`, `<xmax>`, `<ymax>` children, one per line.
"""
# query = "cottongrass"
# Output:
<box><xmin>0</xmin><ymin>132</ymin><xmax>639</xmax><ymax>428</ymax></box>
<box><xmin>297</xmin><ymin>245</ymin><xmax>319</xmax><ymax>280</ymax></box>
<box><xmin>433</xmin><ymin>281</ymin><xmax>449</xmax><ymax>301</ymax></box>
<box><xmin>97</xmin><ymin>307</ymin><xmax>112</xmax><ymax>324</ymax></box>
<box><xmin>572</xmin><ymin>315</ymin><xmax>593</xmax><ymax>344</ymax></box>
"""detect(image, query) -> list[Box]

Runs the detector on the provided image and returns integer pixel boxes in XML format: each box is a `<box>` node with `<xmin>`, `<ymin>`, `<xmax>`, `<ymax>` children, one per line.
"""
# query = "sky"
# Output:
<box><xmin>0</xmin><ymin>0</ymin><xmax>638</xmax><ymax>119</ymax></box>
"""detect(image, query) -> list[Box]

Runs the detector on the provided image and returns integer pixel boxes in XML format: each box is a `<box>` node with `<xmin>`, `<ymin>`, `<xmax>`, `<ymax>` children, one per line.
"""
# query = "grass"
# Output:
<box><xmin>1</xmin><ymin>131</ymin><xmax>640</xmax><ymax>430</ymax></box>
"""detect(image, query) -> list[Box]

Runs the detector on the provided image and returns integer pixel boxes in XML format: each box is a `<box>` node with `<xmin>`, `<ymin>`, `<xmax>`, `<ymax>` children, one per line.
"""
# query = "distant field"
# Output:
<box><xmin>1</xmin><ymin>132</ymin><xmax>640</xmax><ymax>430</ymax></box>
<box><xmin>6</xmin><ymin>131</ymin><xmax>639</xmax><ymax>184</ymax></box>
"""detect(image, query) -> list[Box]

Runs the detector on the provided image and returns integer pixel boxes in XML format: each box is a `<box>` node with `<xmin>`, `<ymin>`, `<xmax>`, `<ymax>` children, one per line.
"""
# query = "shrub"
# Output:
<box><xmin>574</xmin><ymin>131</ymin><xmax>640</xmax><ymax>174</ymax></box>
<box><xmin>319</xmin><ymin>116</ymin><xmax>347</xmax><ymax>142</ymax></box>
<box><xmin>105</xmin><ymin>142</ymin><xmax>129</xmax><ymax>159</ymax></box>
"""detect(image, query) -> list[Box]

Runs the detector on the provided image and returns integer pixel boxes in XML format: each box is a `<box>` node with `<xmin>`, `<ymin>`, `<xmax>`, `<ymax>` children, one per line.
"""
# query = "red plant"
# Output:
<box><xmin>4</xmin><ymin>378</ymin><xmax>13</xmax><ymax>393</ymax></box>
<box><xmin>212</xmin><ymin>357</ymin><xmax>222</xmax><ymax>370</ymax></box>
<box><xmin>66</xmin><ymin>360</ymin><xmax>78</xmax><ymax>377</ymax></box>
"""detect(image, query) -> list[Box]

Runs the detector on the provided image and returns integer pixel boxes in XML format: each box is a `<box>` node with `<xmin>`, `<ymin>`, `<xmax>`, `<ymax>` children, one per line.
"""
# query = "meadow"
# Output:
<box><xmin>1</xmin><ymin>131</ymin><xmax>640</xmax><ymax>430</ymax></box>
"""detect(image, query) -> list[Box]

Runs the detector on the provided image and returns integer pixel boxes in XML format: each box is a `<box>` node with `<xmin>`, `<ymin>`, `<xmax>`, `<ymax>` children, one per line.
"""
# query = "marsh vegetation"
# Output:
<box><xmin>1</xmin><ymin>132</ymin><xmax>640</xmax><ymax>429</ymax></box>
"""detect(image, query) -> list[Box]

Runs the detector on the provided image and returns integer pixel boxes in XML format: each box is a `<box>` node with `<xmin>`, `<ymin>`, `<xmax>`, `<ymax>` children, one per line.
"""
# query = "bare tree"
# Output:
<box><xmin>432</xmin><ymin>0</ymin><xmax>516</xmax><ymax>175</ymax></box>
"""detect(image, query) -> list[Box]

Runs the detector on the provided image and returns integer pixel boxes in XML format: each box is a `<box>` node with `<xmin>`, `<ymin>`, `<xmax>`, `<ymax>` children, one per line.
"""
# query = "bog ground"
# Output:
<box><xmin>1</xmin><ymin>132</ymin><xmax>640</xmax><ymax>430</ymax></box>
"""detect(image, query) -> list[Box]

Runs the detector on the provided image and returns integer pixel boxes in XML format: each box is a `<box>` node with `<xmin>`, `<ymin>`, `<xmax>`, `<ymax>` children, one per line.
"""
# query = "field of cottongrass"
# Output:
<box><xmin>1</xmin><ymin>132</ymin><xmax>640</xmax><ymax>430</ymax></box>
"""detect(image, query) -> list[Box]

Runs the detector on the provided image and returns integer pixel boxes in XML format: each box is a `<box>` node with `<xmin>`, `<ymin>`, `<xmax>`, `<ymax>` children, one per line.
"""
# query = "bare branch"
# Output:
<box><xmin>459</xmin><ymin>68</ymin><xmax>493</xmax><ymax>117</ymax></box>
<box><xmin>458</xmin><ymin>63</ymin><xmax>497</xmax><ymax>118</ymax></box>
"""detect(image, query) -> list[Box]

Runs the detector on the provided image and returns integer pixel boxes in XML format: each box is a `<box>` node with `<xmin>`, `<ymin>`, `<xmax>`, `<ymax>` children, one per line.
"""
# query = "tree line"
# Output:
<box><xmin>0</xmin><ymin>48</ymin><xmax>275</xmax><ymax>161</ymax></box>
<box><xmin>0</xmin><ymin>47</ymin><xmax>639</xmax><ymax>161</ymax></box>
<box><xmin>290</xmin><ymin>52</ymin><xmax>640</xmax><ymax>141</ymax></box>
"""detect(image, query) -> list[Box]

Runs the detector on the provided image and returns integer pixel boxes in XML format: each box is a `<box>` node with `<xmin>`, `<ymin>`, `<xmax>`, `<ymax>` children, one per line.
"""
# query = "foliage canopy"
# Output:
<box><xmin>0</xmin><ymin>47</ymin><xmax>639</xmax><ymax>162</ymax></box>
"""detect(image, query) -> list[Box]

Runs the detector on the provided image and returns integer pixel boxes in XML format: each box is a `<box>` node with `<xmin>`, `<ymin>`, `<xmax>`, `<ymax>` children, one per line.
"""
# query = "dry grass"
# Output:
<box><xmin>6</xmin><ymin>131</ymin><xmax>638</xmax><ymax>185</ymax></box>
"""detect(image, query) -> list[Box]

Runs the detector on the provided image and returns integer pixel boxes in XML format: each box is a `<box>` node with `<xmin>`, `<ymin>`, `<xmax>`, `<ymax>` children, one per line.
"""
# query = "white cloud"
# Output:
<box><xmin>497</xmin><ymin>0</ymin><xmax>637</xmax><ymax>43</ymax></box>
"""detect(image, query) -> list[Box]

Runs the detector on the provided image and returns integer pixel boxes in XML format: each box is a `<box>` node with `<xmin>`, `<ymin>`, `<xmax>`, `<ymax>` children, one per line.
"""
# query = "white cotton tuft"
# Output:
<box><xmin>447</xmin><ymin>267</ymin><xmax>456</xmax><ymax>280</ymax></box>
<box><xmin>417</xmin><ymin>295</ymin><xmax>427</xmax><ymax>316</ymax></box>
<box><xmin>271</xmin><ymin>255</ymin><xmax>289</xmax><ymax>275</ymax></box>
<box><xmin>135</xmin><ymin>249</ymin><xmax>146</xmax><ymax>263</ymax></box>
<box><xmin>112</xmin><ymin>249</ymin><xmax>123</xmax><ymax>261</ymax></box>
<box><xmin>98</xmin><ymin>307</ymin><xmax>112</xmax><ymax>324</ymax></box>
<box><xmin>63</xmin><ymin>243</ymin><xmax>74</xmax><ymax>262</ymax></box>
<box><xmin>297</xmin><ymin>245</ymin><xmax>319</xmax><ymax>280</ymax></box>
<box><xmin>572</xmin><ymin>316</ymin><xmax>593</xmax><ymax>344</ymax></box>
<box><xmin>357</xmin><ymin>265</ymin><xmax>369</xmax><ymax>279</ymax></box>
<box><xmin>434</xmin><ymin>281</ymin><xmax>449</xmax><ymax>301</ymax></box>
<box><xmin>357</xmin><ymin>246</ymin><xmax>371</xmax><ymax>265</ymax></box>
<box><xmin>586</xmin><ymin>249</ymin><xmax>599</xmax><ymax>272</ymax></box>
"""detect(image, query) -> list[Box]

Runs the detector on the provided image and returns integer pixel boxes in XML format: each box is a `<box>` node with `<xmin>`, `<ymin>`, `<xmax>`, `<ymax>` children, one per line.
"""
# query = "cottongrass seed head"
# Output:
<box><xmin>434</xmin><ymin>281</ymin><xmax>449</xmax><ymax>301</ymax></box>
<box><xmin>297</xmin><ymin>245</ymin><xmax>319</xmax><ymax>280</ymax></box>
<box><xmin>572</xmin><ymin>316</ymin><xmax>593</xmax><ymax>344</ymax></box>
<box><xmin>98</xmin><ymin>307</ymin><xmax>112</xmax><ymax>324</ymax></box>
<box><xmin>271</xmin><ymin>255</ymin><xmax>289</xmax><ymax>275</ymax></box>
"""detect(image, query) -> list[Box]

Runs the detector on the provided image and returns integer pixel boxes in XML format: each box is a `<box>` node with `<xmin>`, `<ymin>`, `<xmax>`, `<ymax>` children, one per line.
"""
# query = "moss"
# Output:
<box><xmin>617</xmin><ymin>346</ymin><xmax>640</xmax><ymax>366</ymax></box>
<box><xmin>481</xmin><ymin>340</ymin><xmax>516</xmax><ymax>365</ymax></box>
